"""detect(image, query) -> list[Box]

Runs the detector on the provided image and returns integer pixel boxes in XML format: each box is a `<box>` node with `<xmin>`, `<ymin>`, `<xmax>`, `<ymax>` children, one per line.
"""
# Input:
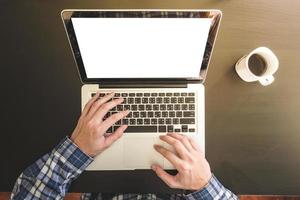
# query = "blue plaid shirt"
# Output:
<box><xmin>11</xmin><ymin>137</ymin><xmax>238</xmax><ymax>200</ymax></box>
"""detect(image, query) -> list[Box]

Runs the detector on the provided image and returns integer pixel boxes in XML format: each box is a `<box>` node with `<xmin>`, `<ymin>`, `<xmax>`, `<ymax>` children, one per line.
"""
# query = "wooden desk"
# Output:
<box><xmin>0</xmin><ymin>0</ymin><xmax>300</xmax><ymax>195</ymax></box>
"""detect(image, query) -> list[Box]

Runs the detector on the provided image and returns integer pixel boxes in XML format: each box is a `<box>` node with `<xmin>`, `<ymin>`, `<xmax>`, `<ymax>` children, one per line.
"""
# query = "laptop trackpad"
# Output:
<box><xmin>123</xmin><ymin>136</ymin><xmax>163</xmax><ymax>169</ymax></box>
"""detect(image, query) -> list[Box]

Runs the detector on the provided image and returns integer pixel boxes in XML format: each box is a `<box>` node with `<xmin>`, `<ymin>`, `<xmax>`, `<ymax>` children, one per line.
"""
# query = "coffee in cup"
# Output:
<box><xmin>235</xmin><ymin>47</ymin><xmax>279</xmax><ymax>86</ymax></box>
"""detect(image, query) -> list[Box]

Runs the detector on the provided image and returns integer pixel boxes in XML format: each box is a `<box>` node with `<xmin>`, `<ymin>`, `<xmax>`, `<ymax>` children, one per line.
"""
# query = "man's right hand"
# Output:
<box><xmin>152</xmin><ymin>133</ymin><xmax>212</xmax><ymax>191</ymax></box>
<box><xmin>70</xmin><ymin>92</ymin><xmax>129</xmax><ymax>157</ymax></box>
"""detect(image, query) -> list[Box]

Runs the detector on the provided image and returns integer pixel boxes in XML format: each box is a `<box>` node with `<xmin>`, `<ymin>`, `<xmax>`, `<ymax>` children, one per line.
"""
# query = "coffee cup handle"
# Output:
<box><xmin>258</xmin><ymin>75</ymin><xmax>274</xmax><ymax>86</ymax></box>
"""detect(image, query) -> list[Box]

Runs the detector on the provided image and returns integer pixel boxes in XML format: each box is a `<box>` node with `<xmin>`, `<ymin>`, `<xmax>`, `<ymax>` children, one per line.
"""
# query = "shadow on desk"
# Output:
<box><xmin>1</xmin><ymin>193</ymin><xmax>300</xmax><ymax>200</ymax></box>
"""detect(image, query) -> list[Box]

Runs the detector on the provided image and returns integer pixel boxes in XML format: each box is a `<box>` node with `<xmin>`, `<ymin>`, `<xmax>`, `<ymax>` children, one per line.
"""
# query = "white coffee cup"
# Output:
<box><xmin>235</xmin><ymin>47</ymin><xmax>279</xmax><ymax>86</ymax></box>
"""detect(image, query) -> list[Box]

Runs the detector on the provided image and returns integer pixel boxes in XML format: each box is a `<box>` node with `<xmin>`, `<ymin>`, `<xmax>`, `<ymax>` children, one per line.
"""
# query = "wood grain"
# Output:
<box><xmin>0</xmin><ymin>192</ymin><xmax>82</xmax><ymax>200</ymax></box>
<box><xmin>239</xmin><ymin>196</ymin><xmax>300</xmax><ymax>200</ymax></box>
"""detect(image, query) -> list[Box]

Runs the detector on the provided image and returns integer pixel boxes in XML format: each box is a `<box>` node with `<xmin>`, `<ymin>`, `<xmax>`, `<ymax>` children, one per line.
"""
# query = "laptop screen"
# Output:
<box><xmin>71</xmin><ymin>18</ymin><xmax>211</xmax><ymax>79</ymax></box>
<box><xmin>62</xmin><ymin>10</ymin><xmax>222</xmax><ymax>82</ymax></box>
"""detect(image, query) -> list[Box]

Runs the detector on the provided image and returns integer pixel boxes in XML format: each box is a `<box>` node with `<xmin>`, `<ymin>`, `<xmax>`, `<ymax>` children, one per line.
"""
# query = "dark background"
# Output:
<box><xmin>1</xmin><ymin>0</ymin><xmax>300</xmax><ymax>195</ymax></box>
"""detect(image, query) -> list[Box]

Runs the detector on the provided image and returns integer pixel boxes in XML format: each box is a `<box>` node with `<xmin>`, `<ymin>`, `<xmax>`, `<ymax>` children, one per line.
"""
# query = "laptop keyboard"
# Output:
<box><xmin>91</xmin><ymin>92</ymin><xmax>196</xmax><ymax>134</ymax></box>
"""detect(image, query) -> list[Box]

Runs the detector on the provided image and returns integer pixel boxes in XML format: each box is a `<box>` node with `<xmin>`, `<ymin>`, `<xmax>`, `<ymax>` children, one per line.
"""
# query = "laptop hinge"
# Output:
<box><xmin>97</xmin><ymin>81</ymin><xmax>193</xmax><ymax>88</ymax></box>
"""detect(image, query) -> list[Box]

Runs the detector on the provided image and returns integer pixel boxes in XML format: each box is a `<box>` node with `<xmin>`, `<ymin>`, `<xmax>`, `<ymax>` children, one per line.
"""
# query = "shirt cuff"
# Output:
<box><xmin>53</xmin><ymin>136</ymin><xmax>93</xmax><ymax>175</ymax></box>
<box><xmin>185</xmin><ymin>174</ymin><xmax>225</xmax><ymax>200</ymax></box>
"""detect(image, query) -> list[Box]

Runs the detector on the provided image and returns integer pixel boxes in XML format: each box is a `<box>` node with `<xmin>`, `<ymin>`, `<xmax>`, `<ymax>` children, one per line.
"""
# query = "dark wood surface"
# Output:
<box><xmin>1</xmin><ymin>0</ymin><xmax>300</xmax><ymax>195</ymax></box>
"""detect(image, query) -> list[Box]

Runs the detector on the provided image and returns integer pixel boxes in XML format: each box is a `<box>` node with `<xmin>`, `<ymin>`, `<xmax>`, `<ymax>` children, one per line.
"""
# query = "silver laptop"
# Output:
<box><xmin>61</xmin><ymin>9</ymin><xmax>222</xmax><ymax>170</ymax></box>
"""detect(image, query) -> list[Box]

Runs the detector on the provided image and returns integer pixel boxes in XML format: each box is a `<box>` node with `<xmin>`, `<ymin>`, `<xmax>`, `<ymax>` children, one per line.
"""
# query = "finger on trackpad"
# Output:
<box><xmin>123</xmin><ymin>137</ymin><xmax>163</xmax><ymax>169</ymax></box>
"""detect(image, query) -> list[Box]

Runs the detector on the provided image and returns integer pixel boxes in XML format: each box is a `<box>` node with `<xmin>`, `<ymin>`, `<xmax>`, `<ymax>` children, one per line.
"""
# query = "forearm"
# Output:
<box><xmin>185</xmin><ymin>174</ymin><xmax>238</xmax><ymax>200</ymax></box>
<box><xmin>10</xmin><ymin>137</ymin><xmax>93</xmax><ymax>200</ymax></box>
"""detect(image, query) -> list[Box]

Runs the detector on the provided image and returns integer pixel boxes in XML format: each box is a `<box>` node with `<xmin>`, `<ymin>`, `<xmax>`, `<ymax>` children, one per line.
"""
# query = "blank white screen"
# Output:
<box><xmin>71</xmin><ymin>18</ymin><xmax>211</xmax><ymax>78</ymax></box>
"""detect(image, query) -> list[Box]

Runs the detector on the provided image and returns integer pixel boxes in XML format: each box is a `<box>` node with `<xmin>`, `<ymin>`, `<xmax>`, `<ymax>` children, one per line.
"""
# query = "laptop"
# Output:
<box><xmin>61</xmin><ymin>9</ymin><xmax>222</xmax><ymax>170</ymax></box>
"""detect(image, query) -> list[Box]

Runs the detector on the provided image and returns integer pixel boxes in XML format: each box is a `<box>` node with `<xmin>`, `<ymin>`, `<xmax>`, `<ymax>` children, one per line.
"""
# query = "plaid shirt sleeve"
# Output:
<box><xmin>10</xmin><ymin>136</ymin><xmax>93</xmax><ymax>200</ymax></box>
<box><xmin>185</xmin><ymin>174</ymin><xmax>238</xmax><ymax>200</ymax></box>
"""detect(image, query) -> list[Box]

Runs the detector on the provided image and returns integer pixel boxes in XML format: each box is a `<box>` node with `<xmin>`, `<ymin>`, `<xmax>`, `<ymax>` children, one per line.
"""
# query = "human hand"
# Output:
<box><xmin>152</xmin><ymin>133</ymin><xmax>212</xmax><ymax>191</ymax></box>
<box><xmin>70</xmin><ymin>92</ymin><xmax>129</xmax><ymax>157</ymax></box>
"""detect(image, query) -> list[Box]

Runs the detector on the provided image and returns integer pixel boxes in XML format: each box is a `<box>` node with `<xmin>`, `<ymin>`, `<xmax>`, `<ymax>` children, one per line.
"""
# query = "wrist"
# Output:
<box><xmin>184</xmin><ymin>174</ymin><xmax>213</xmax><ymax>196</ymax></box>
<box><xmin>185</xmin><ymin>174</ymin><xmax>228</xmax><ymax>199</ymax></box>
<box><xmin>192</xmin><ymin>172</ymin><xmax>212</xmax><ymax>191</ymax></box>
<box><xmin>56</xmin><ymin>137</ymin><xmax>93</xmax><ymax>173</ymax></box>
<box><xmin>70</xmin><ymin>137</ymin><xmax>94</xmax><ymax>158</ymax></box>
